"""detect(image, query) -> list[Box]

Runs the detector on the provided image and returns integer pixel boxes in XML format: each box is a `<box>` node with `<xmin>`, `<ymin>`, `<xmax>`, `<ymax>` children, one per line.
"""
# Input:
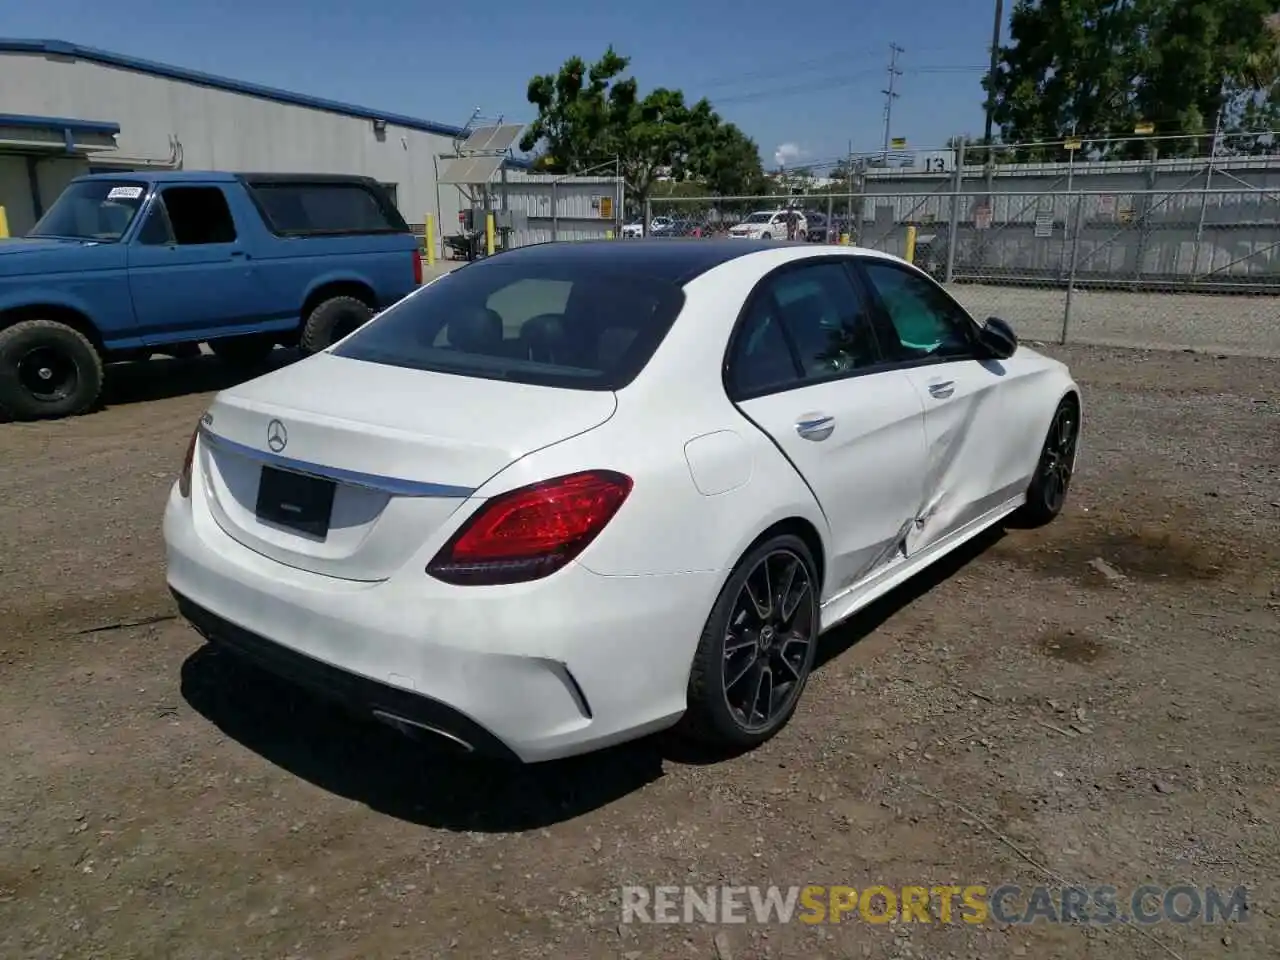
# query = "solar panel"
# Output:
<box><xmin>459</xmin><ymin>123</ymin><xmax>525</xmax><ymax>153</ymax></box>
<box><xmin>437</xmin><ymin>155</ymin><xmax>505</xmax><ymax>184</ymax></box>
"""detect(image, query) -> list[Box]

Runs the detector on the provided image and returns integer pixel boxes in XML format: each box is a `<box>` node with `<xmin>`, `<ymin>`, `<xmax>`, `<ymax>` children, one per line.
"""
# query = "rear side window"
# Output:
<box><xmin>332</xmin><ymin>262</ymin><xmax>686</xmax><ymax>390</ymax></box>
<box><xmin>249</xmin><ymin>182</ymin><xmax>402</xmax><ymax>235</ymax></box>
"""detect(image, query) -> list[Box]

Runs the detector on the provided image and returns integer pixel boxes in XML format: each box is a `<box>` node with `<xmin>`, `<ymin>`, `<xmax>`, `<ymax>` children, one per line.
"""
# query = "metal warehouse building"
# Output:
<box><xmin>0</xmin><ymin>38</ymin><xmax>499</xmax><ymax>237</ymax></box>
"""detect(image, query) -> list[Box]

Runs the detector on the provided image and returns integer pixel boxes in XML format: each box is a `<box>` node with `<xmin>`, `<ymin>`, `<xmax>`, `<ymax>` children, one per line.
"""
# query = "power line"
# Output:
<box><xmin>689</xmin><ymin>49</ymin><xmax>884</xmax><ymax>92</ymax></box>
<box><xmin>881</xmin><ymin>43</ymin><xmax>904</xmax><ymax>159</ymax></box>
<box><xmin>714</xmin><ymin>68</ymin><xmax>884</xmax><ymax>105</ymax></box>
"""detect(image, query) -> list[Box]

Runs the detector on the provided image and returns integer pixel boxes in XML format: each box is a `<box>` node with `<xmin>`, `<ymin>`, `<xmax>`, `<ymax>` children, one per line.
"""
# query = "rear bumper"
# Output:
<box><xmin>164</xmin><ymin>482</ymin><xmax>721</xmax><ymax>762</ymax></box>
<box><xmin>173</xmin><ymin>590</ymin><xmax>520</xmax><ymax>759</ymax></box>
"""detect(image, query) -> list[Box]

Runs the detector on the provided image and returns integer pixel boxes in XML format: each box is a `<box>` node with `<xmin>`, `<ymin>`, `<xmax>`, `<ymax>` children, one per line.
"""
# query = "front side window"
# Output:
<box><xmin>860</xmin><ymin>260</ymin><xmax>974</xmax><ymax>361</ymax></box>
<box><xmin>332</xmin><ymin>261</ymin><xmax>685</xmax><ymax>391</ymax></box>
<box><xmin>29</xmin><ymin>180</ymin><xmax>149</xmax><ymax>242</ymax></box>
<box><xmin>135</xmin><ymin>200</ymin><xmax>175</xmax><ymax>245</ymax></box>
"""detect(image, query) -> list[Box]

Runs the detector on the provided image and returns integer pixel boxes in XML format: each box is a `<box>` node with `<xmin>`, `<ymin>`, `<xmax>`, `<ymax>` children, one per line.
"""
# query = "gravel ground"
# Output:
<box><xmin>1</xmin><ymin>344</ymin><xmax>1277</xmax><ymax>960</ymax></box>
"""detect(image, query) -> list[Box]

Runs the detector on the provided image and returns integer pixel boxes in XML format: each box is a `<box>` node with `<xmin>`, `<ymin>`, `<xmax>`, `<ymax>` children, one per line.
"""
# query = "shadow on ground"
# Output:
<box><xmin>101</xmin><ymin>350</ymin><xmax>297</xmax><ymax>408</ymax></box>
<box><xmin>179</xmin><ymin>525</ymin><xmax>1007</xmax><ymax>832</ymax></box>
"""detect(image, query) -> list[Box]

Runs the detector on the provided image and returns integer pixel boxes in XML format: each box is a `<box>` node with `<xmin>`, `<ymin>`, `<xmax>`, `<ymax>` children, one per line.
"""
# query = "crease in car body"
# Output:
<box><xmin>904</xmin><ymin>391</ymin><xmax>985</xmax><ymax>556</ymax></box>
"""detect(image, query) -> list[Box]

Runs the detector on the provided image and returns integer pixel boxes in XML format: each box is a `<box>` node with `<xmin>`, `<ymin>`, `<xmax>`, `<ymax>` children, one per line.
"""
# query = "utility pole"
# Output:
<box><xmin>881</xmin><ymin>43</ymin><xmax>903</xmax><ymax>162</ymax></box>
<box><xmin>983</xmin><ymin>0</ymin><xmax>1004</xmax><ymax>144</ymax></box>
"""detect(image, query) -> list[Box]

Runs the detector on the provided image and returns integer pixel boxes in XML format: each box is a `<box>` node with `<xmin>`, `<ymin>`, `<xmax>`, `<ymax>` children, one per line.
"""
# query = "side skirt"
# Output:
<box><xmin>817</xmin><ymin>493</ymin><xmax>1025</xmax><ymax>634</ymax></box>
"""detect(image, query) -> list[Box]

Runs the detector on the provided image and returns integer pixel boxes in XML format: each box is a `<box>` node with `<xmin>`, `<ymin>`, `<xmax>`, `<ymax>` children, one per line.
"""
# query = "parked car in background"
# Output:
<box><xmin>0</xmin><ymin>171</ymin><xmax>420</xmax><ymax>421</ymax></box>
<box><xmin>621</xmin><ymin>217</ymin><xmax>675</xmax><ymax>238</ymax></box>
<box><xmin>805</xmin><ymin>211</ymin><xmax>831</xmax><ymax>242</ymax></box>
<box><xmin>728</xmin><ymin>209</ymin><xmax>808</xmax><ymax>240</ymax></box>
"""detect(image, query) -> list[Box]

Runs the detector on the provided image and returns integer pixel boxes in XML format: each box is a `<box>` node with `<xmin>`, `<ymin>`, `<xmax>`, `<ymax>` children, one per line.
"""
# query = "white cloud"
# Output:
<box><xmin>774</xmin><ymin>142</ymin><xmax>805</xmax><ymax>167</ymax></box>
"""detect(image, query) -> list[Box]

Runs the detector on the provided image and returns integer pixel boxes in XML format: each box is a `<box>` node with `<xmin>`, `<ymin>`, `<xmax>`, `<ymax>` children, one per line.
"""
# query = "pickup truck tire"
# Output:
<box><xmin>300</xmin><ymin>296</ymin><xmax>374</xmax><ymax>355</ymax></box>
<box><xmin>0</xmin><ymin>319</ymin><xmax>104</xmax><ymax>421</ymax></box>
<box><xmin>209</xmin><ymin>334</ymin><xmax>276</xmax><ymax>369</ymax></box>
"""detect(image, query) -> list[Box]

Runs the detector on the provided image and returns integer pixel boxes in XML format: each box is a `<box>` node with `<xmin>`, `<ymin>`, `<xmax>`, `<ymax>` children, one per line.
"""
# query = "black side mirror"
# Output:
<box><xmin>977</xmin><ymin>316</ymin><xmax>1017</xmax><ymax>359</ymax></box>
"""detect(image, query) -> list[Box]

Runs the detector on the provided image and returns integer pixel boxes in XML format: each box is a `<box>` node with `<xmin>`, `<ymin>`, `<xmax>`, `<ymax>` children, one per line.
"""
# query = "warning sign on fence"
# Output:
<box><xmin>974</xmin><ymin>204</ymin><xmax>992</xmax><ymax>230</ymax></box>
<box><xmin>1034</xmin><ymin>214</ymin><xmax>1054</xmax><ymax>238</ymax></box>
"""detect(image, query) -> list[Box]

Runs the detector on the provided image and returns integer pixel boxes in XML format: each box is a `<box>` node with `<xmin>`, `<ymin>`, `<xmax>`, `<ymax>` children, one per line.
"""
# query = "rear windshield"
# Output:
<box><xmin>247</xmin><ymin>181</ymin><xmax>405</xmax><ymax>235</ymax></box>
<box><xmin>332</xmin><ymin>260</ymin><xmax>686</xmax><ymax>390</ymax></box>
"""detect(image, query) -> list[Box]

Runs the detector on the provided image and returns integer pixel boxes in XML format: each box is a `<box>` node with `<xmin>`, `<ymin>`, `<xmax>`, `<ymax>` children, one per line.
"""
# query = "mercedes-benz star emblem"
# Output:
<box><xmin>266</xmin><ymin>419</ymin><xmax>288</xmax><ymax>453</ymax></box>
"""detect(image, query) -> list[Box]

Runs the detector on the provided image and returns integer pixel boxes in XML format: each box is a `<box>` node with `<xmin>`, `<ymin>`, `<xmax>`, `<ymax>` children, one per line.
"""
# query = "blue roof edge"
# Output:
<box><xmin>0</xmin><ymin>38</ymin><xmax>532</xmax><ymax>167</ymax></box>
<box><xmin>0</xmin><ymin>112</ymin><xmax>120</xmax><ymax>135</ymax></box>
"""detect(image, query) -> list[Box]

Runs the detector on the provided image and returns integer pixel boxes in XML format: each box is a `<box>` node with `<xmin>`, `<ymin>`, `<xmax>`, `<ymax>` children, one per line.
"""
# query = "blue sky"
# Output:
<box><xmin>8</xmin><ymin>0</ymin><xmax>1006</xmax><ymax>171</ymax></box>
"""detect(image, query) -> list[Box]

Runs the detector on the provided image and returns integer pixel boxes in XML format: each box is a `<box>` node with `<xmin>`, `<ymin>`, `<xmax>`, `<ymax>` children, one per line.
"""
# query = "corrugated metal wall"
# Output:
<box><xmin>0</xmin><ymin>50</ymin><xmax>466</xmax><ymax>233</ymax></box>
<box><xmin>478</xmin><ymin>171</ymin><xmax>624</xmax><ymax>247</ymax></box>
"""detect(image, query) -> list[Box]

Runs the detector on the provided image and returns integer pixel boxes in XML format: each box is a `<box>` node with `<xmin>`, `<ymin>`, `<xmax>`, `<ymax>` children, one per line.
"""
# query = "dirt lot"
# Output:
<box><xmin>1</xmin><ymin>344</ymin><xmax>1277</xmax><ymax>960</ymax></box>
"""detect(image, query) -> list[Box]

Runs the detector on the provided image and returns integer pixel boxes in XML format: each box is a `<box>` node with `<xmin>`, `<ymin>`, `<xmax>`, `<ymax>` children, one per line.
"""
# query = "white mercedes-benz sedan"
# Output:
<box><xmin>164</xmin><ymin>240</ymin><xmax>1081</xmax><ymax>763</ymax></box>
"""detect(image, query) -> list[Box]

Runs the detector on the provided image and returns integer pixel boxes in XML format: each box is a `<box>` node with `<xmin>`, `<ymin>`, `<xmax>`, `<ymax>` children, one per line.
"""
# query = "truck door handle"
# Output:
<box><xmin>928</xmin><ymin>380</ymin><xmax>955</xmax><ymax>399</ymax></box>
<box><xmin>796</xmin><ymin>414</ymin><xmax>835</xmax><ymax>441</ymax></box>
<box><xmin>230</xmin><ymin>250</ymin><xmax>249</xmax><ymax>259</ymax></box>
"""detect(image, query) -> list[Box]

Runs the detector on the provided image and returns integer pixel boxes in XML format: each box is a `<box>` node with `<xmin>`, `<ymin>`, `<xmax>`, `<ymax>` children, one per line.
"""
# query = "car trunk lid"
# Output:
<box><xmin>197</xmin><ymin>352</ymin><xmax>617</xmax><ymax>581</ymax></box>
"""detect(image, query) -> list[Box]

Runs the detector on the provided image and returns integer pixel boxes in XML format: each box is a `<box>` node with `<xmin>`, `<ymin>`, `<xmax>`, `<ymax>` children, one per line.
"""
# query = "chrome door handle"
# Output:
<box><xmin>928</xmin><ymin>380</ymin><xmax>955</xmax><ymax>399</ymax></box>
<box><xmin>796</xmin><ymin>414</ymin><xmax>835</xmax><ymax>441</ymax></box>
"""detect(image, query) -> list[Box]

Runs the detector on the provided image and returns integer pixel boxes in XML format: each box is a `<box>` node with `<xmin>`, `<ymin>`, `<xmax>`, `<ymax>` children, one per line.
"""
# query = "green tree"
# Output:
<box><xmin>986</xmin><ymin>0</ymin><xmax>1280</xmax><ymax>158</ymax></box>
<box><xmin>520</xmin><ymin>48</ymin><xmax>766</xmax><ymax>211</ymax></box>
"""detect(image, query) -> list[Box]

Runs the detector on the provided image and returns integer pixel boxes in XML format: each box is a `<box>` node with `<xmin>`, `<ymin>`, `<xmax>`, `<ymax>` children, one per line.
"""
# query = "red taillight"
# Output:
<box><xmin>427</xmin><ymin>470</ymin><xmax>633</xmax><ymax>585</ymax></box>
<box><xmin>178</xmin><ymin>427</ymin><xmax>199</xmax><ymax>498</ymax></box>
<box><xmin>412</xmin><ymin>250</ymin><xmax>423</xmax><ymax>285</ymax></box>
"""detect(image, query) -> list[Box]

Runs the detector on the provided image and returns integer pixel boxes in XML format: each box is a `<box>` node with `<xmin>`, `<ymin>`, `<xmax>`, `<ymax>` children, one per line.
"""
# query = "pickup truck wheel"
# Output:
<box><xmin>300</xmin><ymin>296</ymin><xmax>373</xmax><ymax>355</ymax></box>
<box><xmin>0</xmin><ymin>319</ymin><xmax>104</xmax><ymax>421</ymax></box>
<box><xmin>209</xmin><ymin>334</ymin><xmax>275</xmax><ymax>369</ymax></box>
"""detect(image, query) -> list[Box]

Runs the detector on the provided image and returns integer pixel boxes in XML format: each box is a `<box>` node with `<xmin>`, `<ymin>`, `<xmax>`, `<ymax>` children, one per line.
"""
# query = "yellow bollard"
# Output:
<box><xmin>904</xmin><ymin>225</ymin><xmax>917</xmax><ymax>264</ymax></box>
<box><xmin>424</xmin><ymin>214</ymin><xmax>436</xmax><ymax>266</ymax></box>
<box><xmin>605</xmin><ymin>229</ymin><xmax>614</xmax><ymax>240</ymax></box>
<box><xmin>839</xmin><ymin>233</ymin><xmax>850</xmax><ymax>246</ymax></box>
<box><xmin>485</xmin><ymin>212</ymin><xmax>495</xmax><ymax>256</ymax></box>
<box><xmin>0</xmin><ymin>206</ymin><xmax>9</xmax><ymax>239</ymax></box>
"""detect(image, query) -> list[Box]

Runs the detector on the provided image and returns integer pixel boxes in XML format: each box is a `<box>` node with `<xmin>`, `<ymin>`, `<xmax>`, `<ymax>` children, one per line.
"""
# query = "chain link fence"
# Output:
<box><xmin>645</xmin><ymin>187</ymin><xmax>1280</xmax><ymax>357</ymax></box>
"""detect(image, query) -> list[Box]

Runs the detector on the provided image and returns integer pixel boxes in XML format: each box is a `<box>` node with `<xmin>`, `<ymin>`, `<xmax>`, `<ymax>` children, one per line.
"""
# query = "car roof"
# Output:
<box><xmin>471</xmin><ymin>238</ymin><xmax>799</xmax><ymax>284</ymax></box>
<box><xmin>72</xmin><ymin>170</ymin><xmax>379</xmax><ymax>186</ymax></box>
<box><xmin>466</xmin><ymin>239</ymin><xmax>898</xmax><ymax>285</ymax></box>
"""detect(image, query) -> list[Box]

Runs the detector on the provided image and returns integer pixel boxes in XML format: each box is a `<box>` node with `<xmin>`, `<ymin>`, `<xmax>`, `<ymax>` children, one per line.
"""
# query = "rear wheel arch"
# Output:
<box><xmin>735</xmin><ymin>516</ymin><xmax>827</xmax><ymax>602</ymax></box>
<box><xmin>300</xmin><ymin>279</ymin><xmax>377</xmax><ymax>320</ymax></box>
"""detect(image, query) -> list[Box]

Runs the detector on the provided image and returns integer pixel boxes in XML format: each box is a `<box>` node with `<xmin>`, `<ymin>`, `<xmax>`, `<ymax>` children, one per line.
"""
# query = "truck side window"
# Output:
<box><xmin>135</xmin><ymin>200</ymin><xmax>175</xmax><ymax>245</ymax></box>
<box><xmin>159</xmin><ymin>187</ymin><xmax>238</xmax><ymax>245</ymax></box>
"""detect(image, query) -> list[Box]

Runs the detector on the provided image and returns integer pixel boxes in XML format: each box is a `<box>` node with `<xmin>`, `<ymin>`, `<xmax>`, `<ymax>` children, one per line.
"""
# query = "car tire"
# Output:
<box><xmin>300</xmin><ymin>296</ymin><xmax>374</xmax><ymax>355</ymax></box>
<box><xmin>760</xmin><ymin>232</ymin><xmax>772</xmax><ymax>240</ymax></box>
<box><xmin>209</xmin><ymin>334</ymin><xmax>276</xmax><ymax>369</ymax></box>
<box><xmin>681</xmin><ymin>533</ymin><xmax>821</xmax><ymax>751</ymax></box>
<box><xmin>1016</xmin><ymin>397</ymin><xmax>1080</xmax><ymax>527</ymax></box>
<box><xmin>0</xmin><ymin>319</ymin><xmax>104</xmax><ymax>422</ymax></box>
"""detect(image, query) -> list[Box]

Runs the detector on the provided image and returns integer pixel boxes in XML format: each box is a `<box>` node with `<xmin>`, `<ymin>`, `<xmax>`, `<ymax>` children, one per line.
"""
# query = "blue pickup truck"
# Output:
<box><xmin>0</xmin><ymin>171</ymin><xmax>422</xmax><ymax>420</ymax></box>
